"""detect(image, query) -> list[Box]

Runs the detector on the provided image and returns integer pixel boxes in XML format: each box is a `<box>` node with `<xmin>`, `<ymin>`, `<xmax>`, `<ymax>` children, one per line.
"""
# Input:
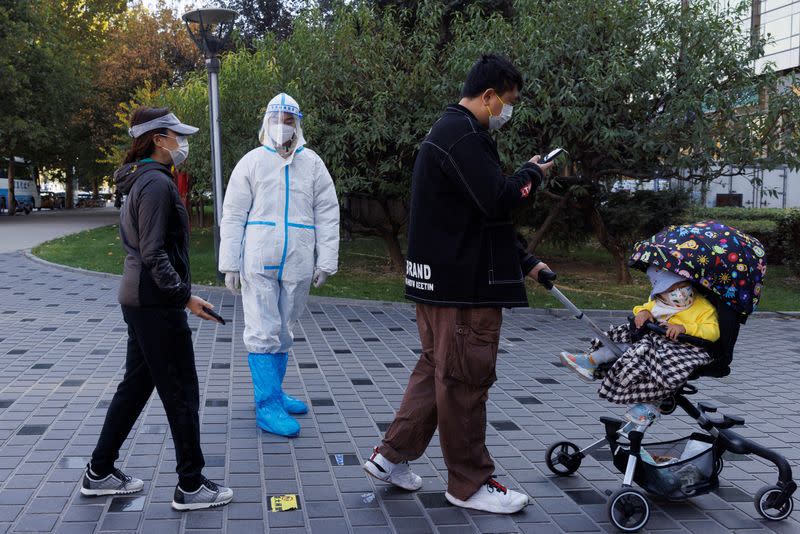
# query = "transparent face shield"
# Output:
<box><xmin>258</xmin><ymin>110</ymin><xmax>305</xmax><ymax>158</ymax></box>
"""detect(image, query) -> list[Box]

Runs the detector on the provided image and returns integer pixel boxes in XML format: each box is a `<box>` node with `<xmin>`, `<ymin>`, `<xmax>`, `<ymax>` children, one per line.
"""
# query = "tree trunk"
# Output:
<box><xmin>33</xmin><ymin>165</ymin><xmax>41</xmax><ymax>191</ymax></box>
<box><xmin>700</xmin><ymin>179</ymin><xmax>708</xmax><ymax>206</ymax></box>
<box><xmin>92</xmin><ymin>178</ymin><xmax>100</xmax><ymax>199</ymax></box>
<box><xmin>65</xmin><ymin>169</ymin><xmax>74</xmax><ymax>210</ymax></box>
<box><xmin>6</xmin><ymin>158</ymin><xmax>15</xmax><ymax>216</ymax></box>
<box><xmin>589</xmin><ymin>205</ymin><xmax>633</xmax><ymax>284</ymax></box>
<box><xmin>527</xmin><ymin>193</ymin><xmax>569</xmax><ymax>254</ymax></box>
<box><xmin>381</xmin><ymin>231</ymin><xmax>405</xmax><ymax>274</ymax></box>
<box><xmin>197</xmin><ymin>195</ymin><xmax>205</xmax><ymax>227</ymax></box>
<box><xmin>181</xmin><ymin>173</ymin><xmax>191</xmax><ymax>232</ymax></box>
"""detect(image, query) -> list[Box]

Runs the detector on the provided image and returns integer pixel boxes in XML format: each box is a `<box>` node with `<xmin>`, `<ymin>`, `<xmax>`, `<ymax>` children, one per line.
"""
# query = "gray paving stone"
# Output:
<box><xmin>682</xmin><ymin>519</ymin><xmax>736</xmax><ymax>534</ymax></box>
<box><xmin>98</xmin><ymin>512</ymin><xmax>142</xmax><ymax>531</ymax></box>
<box><xmin>184</xmin><ymin>510</ymin><xmax>223</xmax><ymax>529</ymax></box>
<box><xmin>138</xmin><ymin>520</ymin><xmax>181</xmax><ymax>534</ymax></box>
<box><xmin>0</xmin><ymin>253</ymin><xmax>798</xmax><ymax>533</ymax></box>
<box><xmin>227</xmin><ymin>502</ymin><xmax>264</xmax><ymax>520</ymax></box>
<box><xmin>303</xmin><ymin>485</ymin><xmax>339</xmax><ymax>501</ymax></box>
<box><xmin>426</xmin><ymin>508</ymin><xmax>469</xmax><ymax>525</ymax></box>
<box><xmin>50</xmin><ymin>524</ymin><xmax>96</xmax><ymax>534</ymax></box>
<box><xmin>347</xmin><ymin>508</ymin><xmax>389</xmax><ymax>526</ymax></box>
<box><xmin>0</xmin><ymin>507</ymin><xmax>22</xmax><ymax>523</ymax></box>
<box><xmin>309</xmin><ymin>518</ymin><xmax>351</xmax><ymax>534</ymax></box>
<box><xmin>221</xmin><ymin>520</ymin><xmax>266</xmax><ymax>533</ymax></box>
<box><xmin>62</xmin><ymin>506</ymin><xmax>103</xmax><ymax>523</ymax></box>
<box><xmin>0</xmin><ymin>493</ymin><xmax>32</xmax><ymax>507</ymax></box>
<box><xmin>11</xmin><ymin>513</ymin><xmax>58</xmax><ymax>533</ymax></box>
<box><xmin>383</xmin><ymin>499</ymin><xmax>425</xmax><ymax>517</ymax></box>
<box><xmin>390</xmin><ymin>517</ymin><xmax>435</xmax><ymax>533</ymax></box>
<box><xmin>267</xmin><ymin>510</ymin><xmax>306</xmax><ymax>528</ymax></box>
<box><xmin>305</xmin><ymin>501</ymin><xmax>344</xmax><ymax>518</ymax></box>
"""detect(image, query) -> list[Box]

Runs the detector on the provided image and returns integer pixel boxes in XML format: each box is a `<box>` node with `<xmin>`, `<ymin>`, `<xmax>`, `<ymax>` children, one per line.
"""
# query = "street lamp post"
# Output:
<box><xmin>182</xmin><ymin>7</ymin><xmax>237</xmax><ymax>282</ymax></box>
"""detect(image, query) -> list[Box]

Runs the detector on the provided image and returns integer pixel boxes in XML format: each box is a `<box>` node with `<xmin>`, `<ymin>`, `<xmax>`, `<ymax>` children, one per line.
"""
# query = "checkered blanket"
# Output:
<box><xmin>591</xmin><ymin>323</ymin><xmax>713</xmax><ymax>405</ymax></box>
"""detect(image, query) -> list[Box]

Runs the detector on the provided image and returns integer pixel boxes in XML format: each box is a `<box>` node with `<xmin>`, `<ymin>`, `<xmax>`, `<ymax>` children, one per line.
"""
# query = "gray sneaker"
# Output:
<box><xmin>172</xmin><ymin>478</ymin><xmax>233</xmax><ymax>511</ymax></box>
<box><xmin>80</xmin><ymin>465</ymin><xmax>144</xmax><ymax>496</ymax></box>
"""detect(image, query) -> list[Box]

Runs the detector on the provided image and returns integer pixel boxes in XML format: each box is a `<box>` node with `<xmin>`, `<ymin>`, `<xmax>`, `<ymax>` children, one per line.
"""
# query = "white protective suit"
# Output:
<box><xmin>219</xmin><ymin>94</ymin><xmax>340</xmax><ymax>355</ymax></box>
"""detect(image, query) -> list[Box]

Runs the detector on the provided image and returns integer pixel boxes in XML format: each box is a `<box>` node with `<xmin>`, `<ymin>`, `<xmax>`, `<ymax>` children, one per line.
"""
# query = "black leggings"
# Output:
<box><xmin>90</xmin><ymin>305</ymin><xmax>205</xmax><ymax>489</ymax></box>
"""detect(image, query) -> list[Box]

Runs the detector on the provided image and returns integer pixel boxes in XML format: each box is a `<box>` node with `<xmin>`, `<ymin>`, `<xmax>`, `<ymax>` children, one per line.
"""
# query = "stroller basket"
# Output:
<box><xmin>612</xmin><ymin>433</ymin><xmax>718</xmax><ymax>500</ymax></box>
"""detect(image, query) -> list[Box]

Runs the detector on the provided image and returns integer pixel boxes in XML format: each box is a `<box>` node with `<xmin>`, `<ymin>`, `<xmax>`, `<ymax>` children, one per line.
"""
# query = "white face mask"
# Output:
<box><xmin>660</xmin><ymin>285</ymin><xmax>694</xmax><ymax>309</ymax></box>
<box><xmin>487</xmin><ymin>94</ymin><xmax>513</xmax><ymax>131</ymax></box>
<box><xmin>162</xmin><ymin>135</ymin><xmax>189</xmax><ymax>167</ymax></box>
<box><xmin>268</xmin><ymin>123</ymin><xmax>296</xmax><ymax>147</ymax></box>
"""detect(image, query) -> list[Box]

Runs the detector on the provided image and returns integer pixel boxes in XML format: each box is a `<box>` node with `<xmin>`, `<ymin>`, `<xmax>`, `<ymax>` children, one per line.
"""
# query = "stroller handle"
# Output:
<box><xmin>537</xmin><ymin>268</ymin><xmax>558</xmax><ymax>289</ymax></box>
<box><xmin>536</xmin><ymin>269</ymin><xmax>626</xmax><ymax>358</ymax></box>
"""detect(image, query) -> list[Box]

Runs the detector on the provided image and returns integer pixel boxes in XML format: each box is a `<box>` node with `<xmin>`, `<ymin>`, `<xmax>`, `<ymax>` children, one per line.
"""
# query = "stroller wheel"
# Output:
<box><xmin>608</xmin><ymin>487</ymin><xmax>650</xmax><ymax>532</ymax></box>
<box><xmin>659</xmin><ymin>396</ymin><xmax>677</xmax><ymax>415</ymax></box>
<box><xmin>755</xmin><ymin>485</ymin><xmax>794</xmax><ymax>521</ymax></box>
<box><xmin>545</xmin><ymin>441</ymin><xmax>582</xmax><ymax>476</ymax></box>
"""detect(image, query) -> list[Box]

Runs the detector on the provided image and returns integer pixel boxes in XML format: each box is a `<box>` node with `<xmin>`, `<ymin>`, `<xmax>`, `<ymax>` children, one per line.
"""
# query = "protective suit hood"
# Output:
<box><xmin>258</xmin><ymin>93</ymin><xmax>307</xmax><ymax>158</ymax></box>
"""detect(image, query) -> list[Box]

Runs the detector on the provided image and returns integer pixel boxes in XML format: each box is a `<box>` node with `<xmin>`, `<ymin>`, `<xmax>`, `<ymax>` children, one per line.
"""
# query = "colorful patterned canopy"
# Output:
<box><xmin>629</xmin><ymin>221</ymin><xmax>767</xmax><ymax>316</ymax></box>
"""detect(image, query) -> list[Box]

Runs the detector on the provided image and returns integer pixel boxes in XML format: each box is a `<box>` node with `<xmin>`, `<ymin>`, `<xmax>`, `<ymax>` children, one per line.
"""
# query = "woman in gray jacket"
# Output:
<box><xmin>80</xmin><ymin>107</ymin><xmax>233</xmax><ymax>511</ymax></box>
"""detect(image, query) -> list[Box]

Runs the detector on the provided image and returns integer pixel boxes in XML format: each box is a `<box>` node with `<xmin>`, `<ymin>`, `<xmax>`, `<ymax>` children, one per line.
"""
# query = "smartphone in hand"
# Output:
<box><xmin>202</xmin><ymin>306</ymin><xmax>226</xmax><ymax>325</ymax></box>
<box><xmin>541</xmin><ymin>147</ymin><xmax>566</xmax><ymax>163</ymax></box>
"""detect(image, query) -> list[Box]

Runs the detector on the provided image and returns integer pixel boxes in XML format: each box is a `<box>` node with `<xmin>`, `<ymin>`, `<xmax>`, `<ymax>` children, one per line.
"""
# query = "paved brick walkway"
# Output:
<box><xmin>0</xmin><ymin>251</ymin><xmax>798</xmax><ymax>533</ymax></box>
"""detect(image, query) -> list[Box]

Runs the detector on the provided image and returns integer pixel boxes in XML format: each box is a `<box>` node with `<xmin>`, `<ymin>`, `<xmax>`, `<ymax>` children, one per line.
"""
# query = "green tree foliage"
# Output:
<box><xmin>222</xmin><ymin>0</ymin><xmax>296</xmax><ymax>41</ymax></box>
<box><xmin>599</xmin><ymin>188</ymin><xmax>690</xmax><ymax>256</ymax></box>
<box><xmin>116</xmin><ymin>0</ymin><xmax>799</xmax><ymax>278</ymax></box>
<box><xmin>0</xmin><ymin>0</ymin><xmax>94</xmax><ymax>211</ymax></box>
<box><xmin>93</xmin><ymin>5</ymin><xmax>203</xmax><ymax>168</ymax></box>
<box><xmin>445</xmin><ymin>0</ymin><xmax>800</xmax><ymax>281</ymax></box>
<box><xmin>122</xmin><ymin>4</ymin><xmax>448</xmax><ymax>269</ymax></box>
<box><xmin>2</xmin><ymin>0</ymin><xmax>198</xmax><ymax>209</ymax></box>
<box><xmin>115</xmin><ymin>41</ymin><xmax>281</xmax><ymax>191</ymax></box>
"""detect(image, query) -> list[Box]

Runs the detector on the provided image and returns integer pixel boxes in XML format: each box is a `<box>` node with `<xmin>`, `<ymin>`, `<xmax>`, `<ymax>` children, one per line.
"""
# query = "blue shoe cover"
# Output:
<box><xmin>282</xmin><ymin>393</ymin><xmax>308</xmax><ymax>415</ymax></box>
<box><xmin>248</xmin><ymin>353</ymin><xmax>300</xmax><ymax>437</ymax></box>
<box><xmin>275</xmin><ymin>353</ymin><xmax>309</xmax><ymax>414</ymax></box>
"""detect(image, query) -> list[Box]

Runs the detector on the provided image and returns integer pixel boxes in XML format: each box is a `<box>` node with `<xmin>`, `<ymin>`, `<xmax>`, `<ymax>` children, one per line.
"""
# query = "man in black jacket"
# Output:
<box><xmin>364</xmin><ymin>54</ymin><xmax>552</xmax><ymax>514</ymax></box>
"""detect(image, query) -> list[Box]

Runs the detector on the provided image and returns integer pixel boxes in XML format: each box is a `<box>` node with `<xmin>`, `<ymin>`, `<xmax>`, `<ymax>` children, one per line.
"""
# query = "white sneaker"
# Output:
<box><xmin>363</xmin><ymin>447</ymin><xmax>422</xmax><ymax>491</ymax></box>
<box><xmin>445</xmin><ymin>478</ymin><xmax>530</xmax><ymax>514</ymax></box>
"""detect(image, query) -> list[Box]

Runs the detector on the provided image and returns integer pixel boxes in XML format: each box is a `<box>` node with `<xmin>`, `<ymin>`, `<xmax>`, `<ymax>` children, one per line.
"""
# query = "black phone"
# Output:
<box><xmin>202</xmin><ymin>306</ymin><xmax>226</xmax><ymax>325</ymax></box>
<box><xmin>541</xmin><ymin>147</ymin><xmax>566</xmax><ymax>163</ymax></box>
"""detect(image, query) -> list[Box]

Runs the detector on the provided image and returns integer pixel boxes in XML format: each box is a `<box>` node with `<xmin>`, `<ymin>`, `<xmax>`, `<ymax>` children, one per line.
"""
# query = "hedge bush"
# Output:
<box><xmin>726</xmin><ymin>219</ymin><xmax>784</xmax><ymax>265</ymax></box>
<box><xmin>778</xmin><ymin>210</ymin><xmax>800</xmax><ymax>276</ymax></box>
<box><xmin>685</xmin><ymin>206</ymin><xmax>789</xmax><ymax>222</ymax></box>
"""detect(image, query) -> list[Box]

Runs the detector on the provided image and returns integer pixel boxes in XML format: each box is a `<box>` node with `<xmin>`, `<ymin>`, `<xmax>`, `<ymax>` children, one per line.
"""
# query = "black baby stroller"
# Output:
<box><xmin>536</xmin><ymin>221</ymin><xmax>796</xmax><ymax>532</ymax></box>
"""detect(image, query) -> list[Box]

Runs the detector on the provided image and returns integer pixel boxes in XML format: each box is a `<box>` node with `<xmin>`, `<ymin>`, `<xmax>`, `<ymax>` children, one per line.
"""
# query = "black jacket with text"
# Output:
<box><xmin>405</xmin><ymin>104</ymin><xmax>543</xmax><ymax>308</ymax></box>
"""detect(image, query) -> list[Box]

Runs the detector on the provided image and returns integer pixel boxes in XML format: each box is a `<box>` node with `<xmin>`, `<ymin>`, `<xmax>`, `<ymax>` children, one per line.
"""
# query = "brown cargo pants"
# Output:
<box><xmin>378</xmin><ymin>303</ymin><xmax>502</xmax><ymax>500</ymax></box>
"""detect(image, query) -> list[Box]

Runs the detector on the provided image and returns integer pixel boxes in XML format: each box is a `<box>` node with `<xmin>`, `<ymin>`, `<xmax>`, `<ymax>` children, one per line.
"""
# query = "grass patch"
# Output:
<box><xmin>32</xmin><ymin>225</ymin><xmax>220</xmax><ymax>285</ymax></box>
<box><xmin>33</xmin><ymin>225</ymin><xmax>126</xmax><ymax>275</ymax></box>
<box><xmin>32</xmin><ymin>225</ymin><xmax>800</xmax><ymax>311</ymax></box>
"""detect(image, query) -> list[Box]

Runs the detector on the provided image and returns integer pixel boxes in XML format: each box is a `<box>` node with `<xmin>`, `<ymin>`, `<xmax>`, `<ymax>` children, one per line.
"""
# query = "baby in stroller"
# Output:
<box><xmin>541</xmin><ymin>222</ymin><xmax>795</xmax><ymax>531</ymax></box>
<box><xmin>560</xmin><ymin>265</ymin><xmax>720</xmax><ymax>428</ymax></box>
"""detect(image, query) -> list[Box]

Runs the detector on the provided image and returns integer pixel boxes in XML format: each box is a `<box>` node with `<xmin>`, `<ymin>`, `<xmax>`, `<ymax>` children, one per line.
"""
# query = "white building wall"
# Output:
<box><xmin>692</xmin><ymin>166</ymin><xmax>798</xmax><ymax>208</ymax></box>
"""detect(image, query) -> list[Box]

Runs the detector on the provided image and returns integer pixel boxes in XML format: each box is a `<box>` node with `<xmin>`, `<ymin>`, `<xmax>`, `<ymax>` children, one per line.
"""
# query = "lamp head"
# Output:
<box><xmin>182</xmin><ymin>8</ymin><xmax>237</xmax><ymax>58</ymax></box>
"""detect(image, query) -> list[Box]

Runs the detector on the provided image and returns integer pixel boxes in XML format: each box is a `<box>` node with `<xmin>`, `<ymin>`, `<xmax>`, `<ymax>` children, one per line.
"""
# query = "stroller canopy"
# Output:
<box><xmin>629</xmin><ymin>221</ymin><xmax>766</xmax><ymax>316</ymax></box>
